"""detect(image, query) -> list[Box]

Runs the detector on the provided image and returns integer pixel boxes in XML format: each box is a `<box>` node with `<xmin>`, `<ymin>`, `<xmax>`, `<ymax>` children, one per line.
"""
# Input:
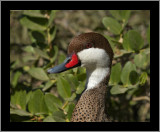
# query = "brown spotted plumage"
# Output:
<box><xmin>71</xmin><ymin>75</ymin><xmax>110</xmax><ymax>122</ymax></box>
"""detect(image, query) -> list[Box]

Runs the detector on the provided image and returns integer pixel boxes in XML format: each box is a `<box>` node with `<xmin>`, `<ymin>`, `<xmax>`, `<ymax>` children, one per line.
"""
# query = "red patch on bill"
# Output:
<box><xmin>65</xmin><ymin>53</ymin><xmax>79</xmax><ymax>68</ymax></box>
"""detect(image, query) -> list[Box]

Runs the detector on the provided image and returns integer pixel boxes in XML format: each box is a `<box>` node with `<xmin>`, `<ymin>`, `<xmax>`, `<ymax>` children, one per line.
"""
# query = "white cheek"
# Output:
<box><xmin>77</xmin><ymin>48</ymin><xmax>110</xmax><ymax>68</ymax></box>
<box><xmin>77</xmin><ymin>48</ymin><xmax>111</xmax><ymax>90</ymax></box>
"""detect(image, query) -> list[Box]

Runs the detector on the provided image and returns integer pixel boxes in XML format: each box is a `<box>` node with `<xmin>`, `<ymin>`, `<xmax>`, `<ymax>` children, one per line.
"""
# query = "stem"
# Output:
<box><xmin>62</xmin><ymin>101</ymin><xmax>69</xmax><ymax>110</ymax></box>
<box><xmin>132</xmin><ymin>96</ymin><xmax>150</xmax><ymax>102</ymax></box>
<box><xmin>47</xmin><ymin>28</ymin><xmax>53</xmax><ymax>56</ymax></box>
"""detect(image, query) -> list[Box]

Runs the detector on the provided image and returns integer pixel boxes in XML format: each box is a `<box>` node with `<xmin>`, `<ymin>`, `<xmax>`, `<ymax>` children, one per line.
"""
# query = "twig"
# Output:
<box><xmin>132</xmin><ymin>96</ymin><xmax>150</xmax><ymax>102</ymax></box>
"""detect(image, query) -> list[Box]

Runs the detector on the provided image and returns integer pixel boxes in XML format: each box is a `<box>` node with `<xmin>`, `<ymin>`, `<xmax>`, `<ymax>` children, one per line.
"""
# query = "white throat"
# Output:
<box><xmin>86</xmin><ymin>67</ymin><xmax>110</xmax><ymax>90</ymax></box>
<box><xmin>77</xmin><ymin>48</ymin><xmax>111</xmax><ymax>91</ymax></box>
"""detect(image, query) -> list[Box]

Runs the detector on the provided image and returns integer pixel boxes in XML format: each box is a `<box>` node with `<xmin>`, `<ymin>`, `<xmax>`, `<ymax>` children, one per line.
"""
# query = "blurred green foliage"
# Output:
<box><xmin>10</xmin><ymin>10</ymin><xmax>150</xmax><ymax>122</ymax></box>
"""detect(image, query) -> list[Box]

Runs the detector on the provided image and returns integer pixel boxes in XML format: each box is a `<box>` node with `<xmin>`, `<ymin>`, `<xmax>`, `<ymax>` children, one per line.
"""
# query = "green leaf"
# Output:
<box><xmin>44</xmin><ymin>93</ymin><xmax>62</xmax><ymax>113</ymax></box>
<box><xmin>129</xmin><ymin>71</ymin><xmax>139</xmax><ymax>85</ymax></box>
<box><xmin>28</xmin><ymin>89</ymin><xmax>48</xmax><ymax>114</ymax></box>
<box><xmin>128</xmin><ymin>30</ymin><xmax>144</xmax><ymax>51</ymax></box>
<box><xmin>121</xmin><ymin>62</ymin><xmax>136</xmax><ymax>85</ymax></box>
<box><xmin>11</xmin><ymin>71</ymin><xmax>22</xmax><ymax>88</ymax></box>
<box><xmin>134</xmin><ymin>52</ymin><xmax>150</xmax><ymax>68</ymax></box>
<box><xmin>48</xmin><ymin>10</ymin><xmax>56</xmax><ymax>27</ymax></box>
<box><xmin>110</xmin><ymin>63</ymin><xmax>122</xmax><ymax>85</ymax></box>
<box><xmin>65</xmin><ymin>74</ymin><xmax>79</xmax><ymax>90</ymax></box>
<box><xmin>50</xmin><ymin>45</ymin><xmax>58</xmax><ymax>63</ymax></box>
<box><xmin>110</xmin><ymin>85</ymin><xmax>128</xmax><ymax>95</ymax></box>
<box><xmin>67</xmin><ymin>103</ymin><xmax>75</xmax><ymax>121</ymax></box>
<box><xmin>42</xmin><ymin>80</ymin><xmax>56</xmax><ymax>91</ymax></box>
<box><xmin>109</xmin><ymin>10</ymin><xmax>131</xmax><ymax>22</ymax></box>
<box><xmin>28</xmin><ymin>68</ymin><xmax>49</xmax><ymax>81</ymax></box>
<box><xmin>122</xmin><ymin>33</ymin><xmax>133</xmax><ymax>51</ymax></box>
<box><xmin>44</xmin><ymin>46</ymin><xmax>59</xmax><ymax>70</ymax></box>
<box><xmin>11</xmin><ymin>90</ymin><xmax>27</xmax><ymax>110</ymax></box>
<box><xmin>65</xmin><ymin>93</ymin><xmax>76</xmax><ymax>102</ymax></box>
<box><xmin>57</xmin><ymin>77</ymin><xmax>71</xmax><ymax>99</ymax></box>
<box><xmin>23</xmin><ymin>46</ymin><xmax>35</xmax><ymax>53</ymax></box>
<box><xmin>102</xmin><ymin>17</ymin><xmax>122</xmax><ymax>35</ymax></box>
<box><xmin>26</xmin><ymin>91</ymin><xmax>32</xmax><ymax>104</ymax></box>
<box><xmin>139</xmin><ymin>72</ymin><xmax>148</xmax><ymax>85</ymax></box>
<box><xmin>23</xmin><ymin>10</ymin><xmax>46</xmax><ymax>18</ymax></box>
<box><xmin>52</xmin><ymin>111</ymin><xmax>66</xmax><ymax>122</ymax></box>
<box><xmin>147</xmin><ymin>25</ymin><xmax>150</xmax><ymax>45</ymax></box>
<box><xmin>20</xmin><ymin>16</ymin><xmax>48</xmax><ymax>31</ymax></box>
<box><xmin>31</xmin><ymin>31</ymin><xmax>45</xmax><ymax>43</ymax></box>
<box><xmin>22</xmin><ymin>54</ymin><xmax>38</xmax><ymax>63</ymax></box>
<box><xmin>49</xmin><ymin>26</ymin><xmax>57</xmax><ymax>42</ymax></box>
<box><xmin>104</xmin><ymin>35</ymin><xmax>117</xmax><ymax>51</ymax></box>
<box><xmin>43</xmin><ymin>115</ymin><xmax>56</xmax><ymax>122</ymax></box>
<box><xmin>34</xmin><ymin>47</ymin><xmax>50</xmax><ymax>60</ymax></box>
<box><xmin>76</xmin><ymin>82</ymin><xmax>85</xmax><ymax>94</ymax></box>
<box><xmin>58</xmin><ymin>54</ymin><xmax>66</xmax><ymax>64</ymax></box>
<box><xmin>10</xmin><ymin>109</ymin><xmax>32</xmax><ymax>116</ymax></box>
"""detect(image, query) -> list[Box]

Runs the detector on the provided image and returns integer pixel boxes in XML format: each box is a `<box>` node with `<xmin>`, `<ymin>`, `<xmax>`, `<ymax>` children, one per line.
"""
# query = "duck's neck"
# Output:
<box><xmin>71</xmin><ymin>67</ymin><xmax>111</xmax><ymax>122</ymax></box>
<box><xmin>85</xmin><ymin>67</ymin><xmax>110</xmax><ymax>91</ymax></box>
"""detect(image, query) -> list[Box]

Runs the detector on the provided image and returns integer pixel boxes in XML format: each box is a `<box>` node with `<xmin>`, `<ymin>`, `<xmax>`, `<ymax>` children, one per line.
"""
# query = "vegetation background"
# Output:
<box><xmin>10</xmin><ymin>10</ymin><xmax>150</xmax><ymax>122</ymax></box>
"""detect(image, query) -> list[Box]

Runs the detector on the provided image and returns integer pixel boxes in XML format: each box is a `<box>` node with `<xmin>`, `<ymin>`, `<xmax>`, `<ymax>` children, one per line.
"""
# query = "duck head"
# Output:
<box><xmin>48</xmin><ymin>32</ymin><xmax>113</xmax><ymax>74</ymax></box>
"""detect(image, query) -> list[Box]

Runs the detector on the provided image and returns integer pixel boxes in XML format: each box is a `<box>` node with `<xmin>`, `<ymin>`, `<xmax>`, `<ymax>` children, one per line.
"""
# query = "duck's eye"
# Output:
<box><xmin>86</xmin><ymin>43</ymin><xmax>92</xmax><ymax>48</ymax></box>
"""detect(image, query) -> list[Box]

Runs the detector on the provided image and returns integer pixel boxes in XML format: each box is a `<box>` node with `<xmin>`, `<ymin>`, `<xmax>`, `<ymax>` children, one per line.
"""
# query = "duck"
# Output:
<box><xmin>47</xmin><ymin>32</ymin><xmax>114</xmax><ymax>122</ymax></box>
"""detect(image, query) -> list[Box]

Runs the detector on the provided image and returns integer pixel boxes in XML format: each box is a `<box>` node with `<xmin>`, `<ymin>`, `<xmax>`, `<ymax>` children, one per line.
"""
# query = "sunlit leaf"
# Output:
<box><xmin>48</xmin><ymin>10</ymin><xmax>56</xmax><ymax>27</ymax></box>
<box><xmin>42</xmin><ymin>80</ymin><xmax>56</xmax><ymax>91</ymax></box>
<box><xmin>139</xmin><ymin>72</ymin><xmax>148</xmax><ymax>85</ymax></box>
<box><xmin>128</xmin><ymin>30</ymin><xmax>144</xmax><ymax>51</ymax></box>
<box><xmin>65</xmin><ymin>74</ymin><xmax>79</xmax><ymax>90</ymax></box>
<box><xmin>10</xmin><ymin>108</ymin><xmax>32</xmax><ymax>116</ymax></box>
<box><xmin>58</xmin><ymin>54</ymin><xmax>66</xmax><ymax>64</ymax></box>
<box><xmin>67</xmin><ymin>103</ymin><xmax>75</xmax><ymax>121</ymax></box>
<box><xmin>65</xmin><ymin>93</ymin><xmax>76</xmax><ymax>102</ymax></box>
<box><xmin>43</xmin><ymin>115</ymin><xmax>56</xmax><ymax>122</ymax></box>
<box><xmin>22</xmin><ymin>54</ymin><xmax>38</xmax><ymax>63</ymax></box>
<box><xmin>20</xmin><ymin>16</ymin><xmax>48</xmax><ymax>31</ymax></box>
<box><xmin>76</xmin><ymin>82</ymin><xmax>85</xmax><ymax>94</ymax></box>
<box><xmin>122</xmin><ymin>33</ymin><xmax>133</xmax><ymax>51</ymax></box>
<box><xmin>28</xmin><ymin>89</ymin><xmax>48</xmax><ymax>114</ymax></box>
<box><xmin>57</xmin><ymin>77</ymin><xmax>71</xmax><ymax>99</ymax></box>
<box><xmin>77</xmin><ymin>73</ymin><xmax>86</xmax><ymax>82</ymax></box>
<box><xmin>26</xmin><ymin>91</ymin><xmax>32</xmax><ymax>104</ymax></box>
<box><xmin>34</xmin><ymin>47</ymin><xmax>50</xmax><ymax>60</ymax></box>
<box><xmin>11</xmin><ymin>90</ymin><xmax>27</xmax><ymax>110</ymax></box>
<box><xmin>110</xmin><ymin>85</ymin><xmax>128</xmax><ymax>95</ymax></box>
<box><xmin>52</xmin><ymin>111</ymin><xmax>66</xmax><ymax>122</ymax></box>
<box><xmin>23</xmin><ymin>46</ymin><xmax>35</xmax><ymax>53</ymax></box>
<box><xmin>44</xmin><ymin>93</ymin><xmax>62</xmax><ymax>113</ymax></box>
<box><xmin>109</xmin><ymin>10</ymin><xmax>131</xmax><ymax>22</ymax></box>
<box><xmin>104</xmin><ymin>35</ymin><xmax>117</xmax><ymax>51</ymax></box>
<box><xmin>23</xmin><ymin>10</ymin><xmax>46</xmax><ymax>18</ymax></box>
<box><xmin>121</xmin><ymin>62</ymin><xmax>136</xmax><ymax>85</ymax></box>
<box><xmin>110</xmin><ymin>63</ymin><xmax>122</xmax><ymax>85</ymax></box>
<box><xmin>102</xmin><ymin>17</ymin><xmax>122</xmax><ymax>35</ymax></box>
<box><xmin>11</xmin><ymin>71</ymin><xmax>22</xmax><ymax>88</ymax></box>
<box><xmin>49</xmin><ymin>26</ymin><xmax>57</xmax><ymax>42</ymax></box>
<box><xmin>50</xmin><ymin>45</ymin><xmax>59</xmax><ymax>63</ymax></box>
<box><xmin>134</xmin><ymin>52</ymin><xmax>150</xmax><ymax>68</ymax></box>
<box><xmin>28</xmin><ymin>68</ymin><xmax>49</xmax><ymax>81</ymax></box>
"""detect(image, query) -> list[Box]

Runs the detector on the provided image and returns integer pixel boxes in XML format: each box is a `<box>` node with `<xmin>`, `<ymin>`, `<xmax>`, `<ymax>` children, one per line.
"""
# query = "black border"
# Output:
<box><xmin>2</xmin><ymin>1</ymin><xmax>159</xmax><ymax>131</ymax></box>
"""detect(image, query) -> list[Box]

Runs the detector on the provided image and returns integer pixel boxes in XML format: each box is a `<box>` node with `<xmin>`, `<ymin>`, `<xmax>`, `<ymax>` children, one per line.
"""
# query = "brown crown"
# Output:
<box><xmin>68</xmin><ymin>32</ymin><xmax>114</xmax><ymax>63</ymax></box>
